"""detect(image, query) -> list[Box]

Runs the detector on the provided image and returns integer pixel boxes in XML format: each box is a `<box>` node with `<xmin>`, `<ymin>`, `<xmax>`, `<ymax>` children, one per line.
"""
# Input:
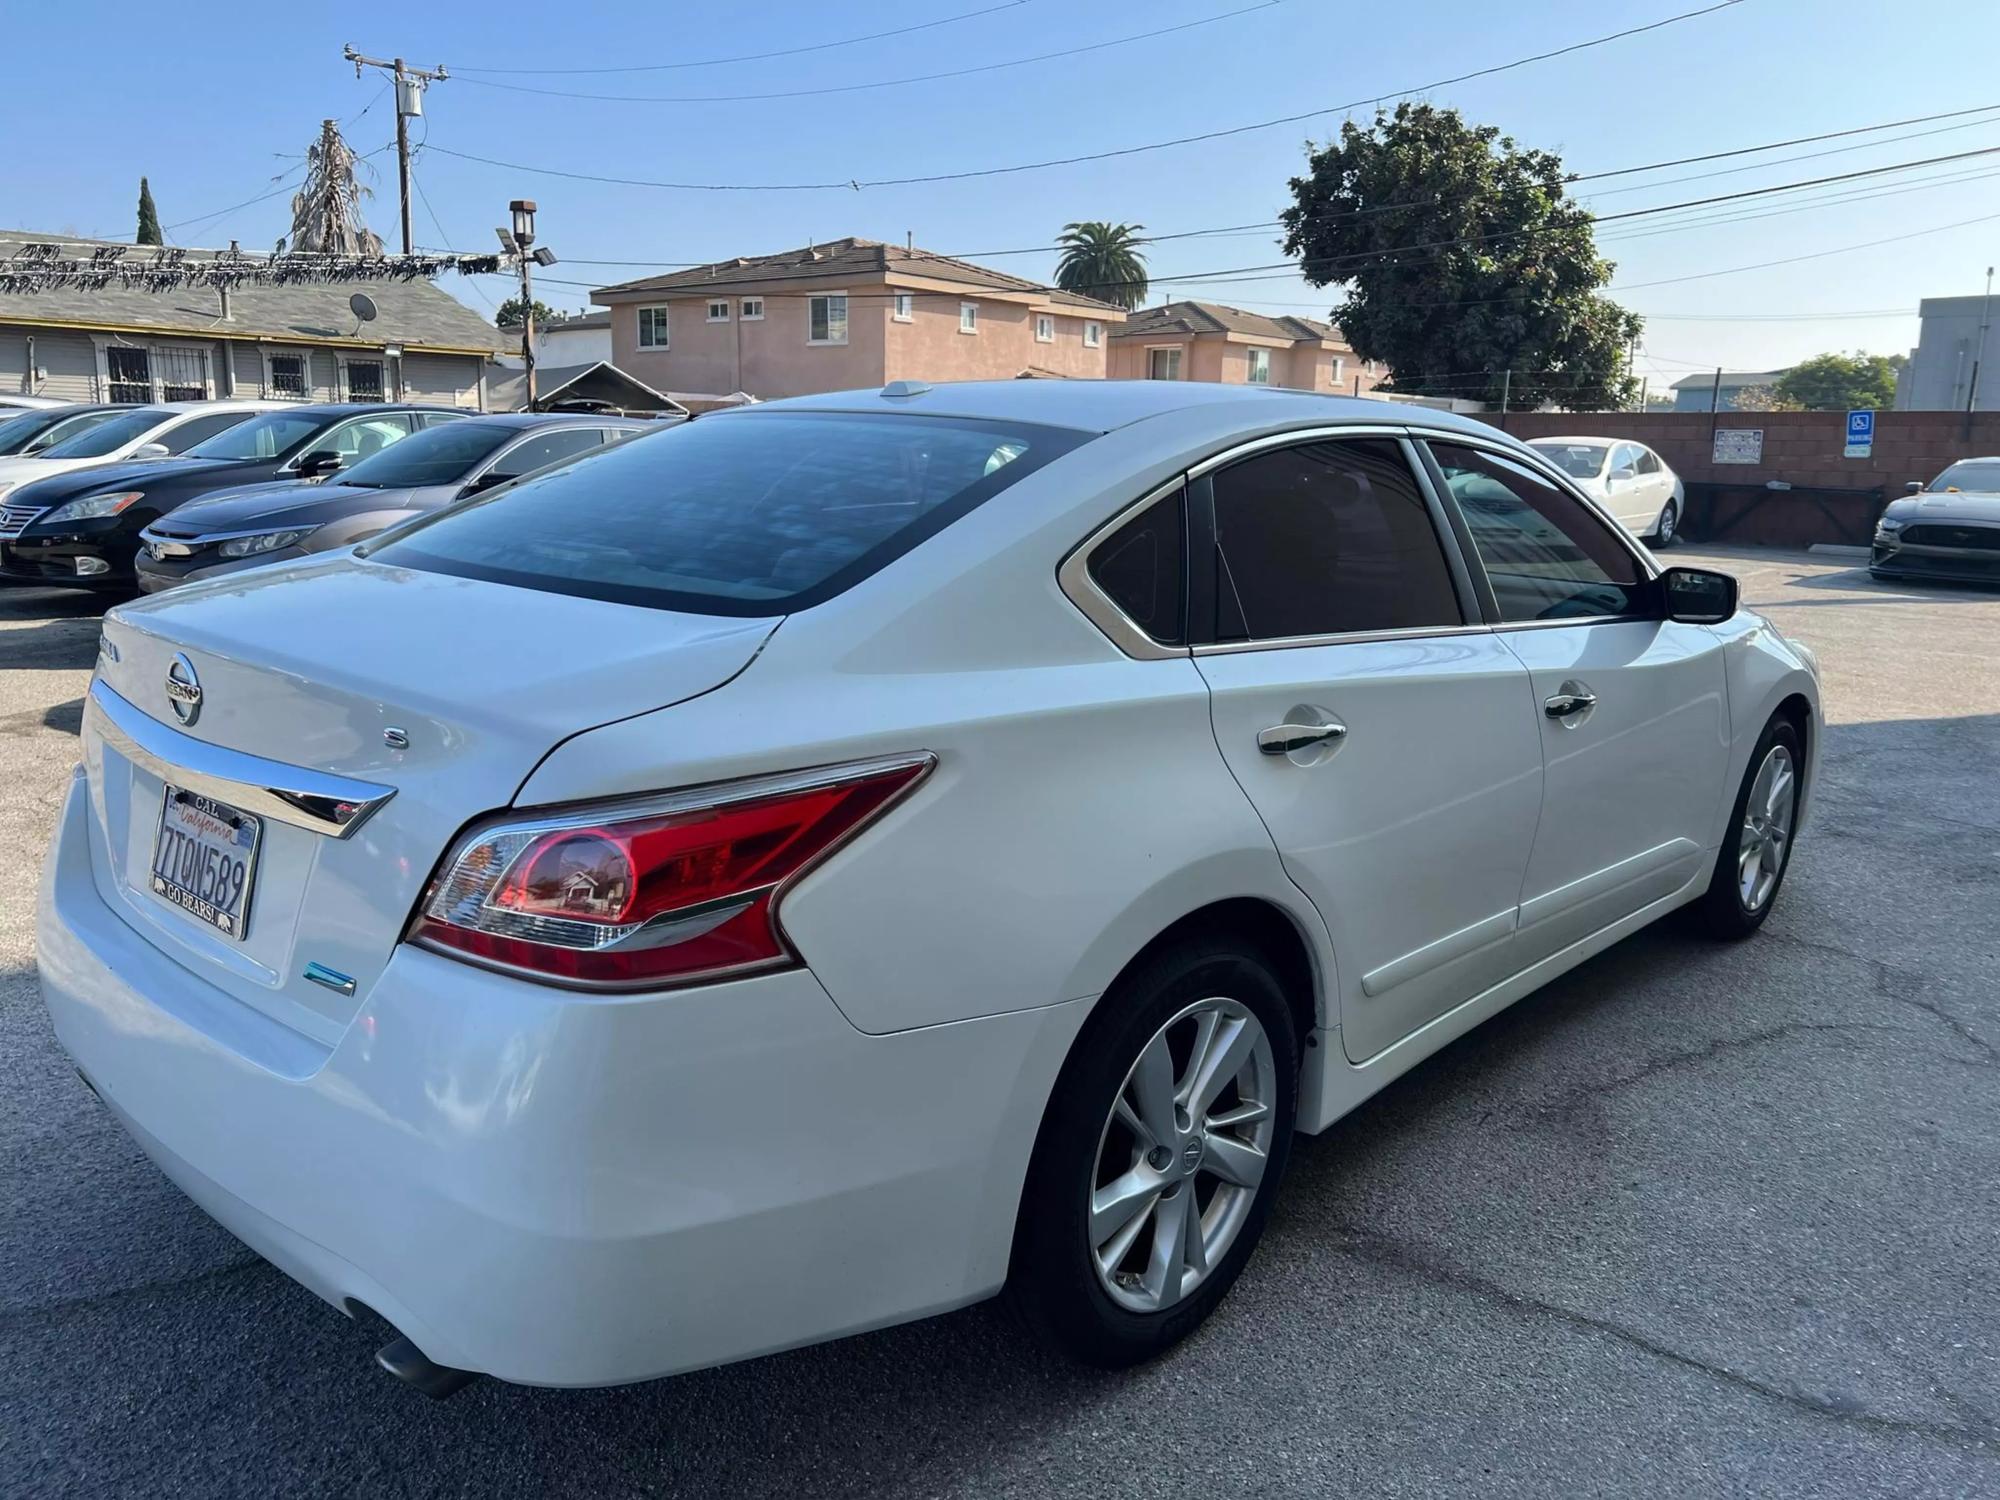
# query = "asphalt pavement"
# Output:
<box><xmin>2</xmin><ymin>548</ymin><xmax>1996</xmax><ymax>1498</ymax></box>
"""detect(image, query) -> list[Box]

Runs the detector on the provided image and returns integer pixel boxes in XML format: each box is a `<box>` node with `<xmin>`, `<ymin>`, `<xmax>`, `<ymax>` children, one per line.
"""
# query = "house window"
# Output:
<box><xmin>268</xmin><ymin>353</ymin><xmax>308</xmax><ymax>399</ymax></box>
<box><xmin>1147</xmin><ymin>347</ymin><xmax>1182</xmax><ymax>380</ymax></box>
<box><xmin>892</xmin><ymin>293</ymin><xmax>914</xmax><ymax>322</ymax></box>
<box><xmin>638</xmin><ymin>306</ymin><xmax>670</xmax><ymax>349</ymax></box>
<box><xmin>741</xmin><ymin>297</ymin><xmax>764</xmax><ymax>320</ymax></box>
<box><xmin>103</xmin><ymin>343</ymin><xmax>210</xmax><ymax>402</ymax></box>
<box><xmin>1035</xmin><ymin>314</ymin><xmax>1055</xmax><ymax>343</ymax></box>
<box><xmin>1333</xmin><ymin>356</ymin><xmax>1345</xmax><ymax>385</ymax></box>
<box><xmin>105</xmin><ymin>346</ymin><xmax>152</xmax><ymax>403</ymax></box>
<box><xmin>343</xmin><ymin>359</ymin><xmax>386</xmax><ymax>403</ymax></box>
<box><xmin>1246</xmin><ymin>348</ymin><xmax>1271</xmax><ymax>385</ymax></box>
<box><xmin>808</xmin><ymin>294</ymin><xmax>849</xmax><ymax>345</ymax></box>
<box><xmin>1365</xmin><ymin>360</ymin><xmax>1378</xmax><ymax>376</ymax></box>
<box><xmin>959</xmin><ymin>302</ymin><xmax>978</xmax><ymax>335</ymax></box>
<box><xmin>1083</xmin><ymin>320</ymin><xmax>1103</xmax><ymax>348</ymax></box>
<box><xmin>708</xmin><ymin>299</ymin><xmax>731</xmax><ymax>322</ymax></box>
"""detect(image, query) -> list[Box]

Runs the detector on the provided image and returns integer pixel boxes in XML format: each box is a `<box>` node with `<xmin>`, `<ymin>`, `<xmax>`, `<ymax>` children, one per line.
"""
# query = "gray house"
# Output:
<box><xmin>1</xmin><ymin>230</ymin><xmax>508</xmax><ymax>409</ymax></box>
<box><xmin>1669</xmin><ymin>369</ymin><xmax>1792</xmax><ymax>412</ymax></box>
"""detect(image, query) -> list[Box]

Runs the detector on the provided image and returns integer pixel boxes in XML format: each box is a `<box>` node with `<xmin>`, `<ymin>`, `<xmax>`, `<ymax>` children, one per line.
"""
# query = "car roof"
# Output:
<box><xmin>254</xmin><ymin>401</ymin><xmax>467</xmax><ymax>418</ymax></box>
<box><xmin>440</xmin><ymin>412</ymin><xmax>636</xmax><ymax>432</ymax></box>
<box><xmin>157</xmin><ymin>399</ymin><xmax>287</xmax><ymax>413</ymax></box>
<box><xmin>739</xmin><ymin>379</ymin><xmax>1507</xmax><ymax>438</ymax></box>
<box><xmin>1528</xmin><ymin>435</ymin><xmax>1620</xmax><ymax>446</ymax></box>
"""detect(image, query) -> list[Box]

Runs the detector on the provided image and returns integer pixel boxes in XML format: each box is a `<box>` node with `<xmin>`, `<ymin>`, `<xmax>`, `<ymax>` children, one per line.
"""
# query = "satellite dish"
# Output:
<box><xmin>349</xmin><ymin>292</ymin><xmax>379</xmax><ymax>323</ymax></box>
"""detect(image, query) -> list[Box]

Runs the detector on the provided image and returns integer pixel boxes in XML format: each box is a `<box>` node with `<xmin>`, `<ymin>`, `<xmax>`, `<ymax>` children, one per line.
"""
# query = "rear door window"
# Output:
<box><xmin>1428</xmin><ymin>442</ymin><xmax>1647</xmax><ymax>622</ymax></box>
<box><xmin>159</xmin><ymin>410</ymin><xmax>254</xmax><ymax>453</ymax></box>
<box><xmin>370</xmin><ymin>411</ymin><xmax>1087</xmax><ymax>614</ymax></box>
<box><xmin>1205</xmin><ymin>437</ymin><xmax>1464</xmax><ymax>642</ymax></box>
<box><xmin>487</xmin><ymin>428</ymin><xmax>607</xmax><ymax>480</ymax></box>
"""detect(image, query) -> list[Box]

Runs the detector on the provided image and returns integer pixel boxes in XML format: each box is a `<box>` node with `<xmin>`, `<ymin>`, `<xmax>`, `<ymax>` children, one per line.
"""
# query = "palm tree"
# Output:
<box><xmin>288</xmin><ymin>119</ymin><xmax>383</xmax><ymax>257</ymax></box>
<box><xmin>1055</xmin><ymin>222</ymin><xmax>1148</xmax><ymax>309</ymax></box>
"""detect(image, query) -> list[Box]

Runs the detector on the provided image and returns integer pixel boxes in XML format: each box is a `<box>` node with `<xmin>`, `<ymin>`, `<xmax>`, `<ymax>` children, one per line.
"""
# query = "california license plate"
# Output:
<box><xmin>150</xmin><ymin>786</ymin><xmax>261</xmax><ymax>940</ymax></box>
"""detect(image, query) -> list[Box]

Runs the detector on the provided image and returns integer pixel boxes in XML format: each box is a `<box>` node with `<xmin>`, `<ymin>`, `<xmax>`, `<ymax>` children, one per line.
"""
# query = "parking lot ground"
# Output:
<box><xmin>2</xmin><ymin>549</ymin><xmax>1997</xmax><ymax>1498</ymax></box>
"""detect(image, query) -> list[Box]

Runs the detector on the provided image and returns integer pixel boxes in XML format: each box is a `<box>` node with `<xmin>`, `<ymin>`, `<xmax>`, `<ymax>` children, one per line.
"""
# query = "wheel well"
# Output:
<box><xmin>1775</xmin><ymin>692</ymin><xmax>1812</xmax><ymax>786</ymax></box>
<box><xmin>1111</xmin><ymin>898</ymin><xmax>1320</xmax><ymax>1045</ymax></box>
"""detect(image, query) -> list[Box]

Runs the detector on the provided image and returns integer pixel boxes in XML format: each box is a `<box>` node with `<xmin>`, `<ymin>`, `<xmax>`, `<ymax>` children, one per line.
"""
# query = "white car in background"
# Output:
<box><xmin>40</xmin><ymin>382</ymin><xmax>1819</xmax><ymax>1396</ymax></box>
<box><xmin>1529</xmin><ymin>435</ymin><xmax>1685</xmax><ymax>546</ymax></box>
<box><xmin>0</xmin><ymin>400</ymin><xmax>278</xmax><ymax>508</ymax></box>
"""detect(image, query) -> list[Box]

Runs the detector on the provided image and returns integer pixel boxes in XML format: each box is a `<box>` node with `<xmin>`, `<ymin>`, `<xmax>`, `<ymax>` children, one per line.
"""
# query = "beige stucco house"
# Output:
<box><xmin>594</xmin><ymin>238</ymin><xmax>1125</xmax><ymax>399</ymax></box>
<box><xmin>1108</xmin><ymin>301</ymin><xmax>1387</xmax><ymax>396</ymax></box>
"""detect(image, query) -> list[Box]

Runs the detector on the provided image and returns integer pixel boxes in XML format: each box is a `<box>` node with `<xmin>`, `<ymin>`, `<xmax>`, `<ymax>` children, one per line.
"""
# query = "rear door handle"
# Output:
<box><xmin>1544</xmin><ymin>689</ymin><xmax>1598</xmax><ymax>720</ymax></box>
<box><xmin>1258</xmin><ymin>722</ymin><xmax>1348</xmax><ymax>755</ymax></box>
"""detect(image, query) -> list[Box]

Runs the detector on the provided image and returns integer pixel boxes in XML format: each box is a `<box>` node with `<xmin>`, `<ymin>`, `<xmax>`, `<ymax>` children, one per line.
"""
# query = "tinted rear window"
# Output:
<box><xmin>369</xmin><ymin>410</ymin><xmax>1087</xmax><ymax>614</ymax></box>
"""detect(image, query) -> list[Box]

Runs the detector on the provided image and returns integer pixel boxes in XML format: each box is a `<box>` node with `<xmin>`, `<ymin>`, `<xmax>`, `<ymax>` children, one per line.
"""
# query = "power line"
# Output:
<box><xmin>452</xmin><ymin>2</ymin><xmax>1282</xmax><ymax>104</ymax></box>
<box><xmin>423</xmin><ymin>0</ymin><xmax>1748</xmax><ymax>191</ymax></box>
<box><xmin>449</xmin><ymin>0</ymin><xmax>1035</xmax><ymax>74</ymax></box>
<box><xmin>161</xmin><ymin>142</ymin><xmax>393</xmax><ymax>235</ymax></box>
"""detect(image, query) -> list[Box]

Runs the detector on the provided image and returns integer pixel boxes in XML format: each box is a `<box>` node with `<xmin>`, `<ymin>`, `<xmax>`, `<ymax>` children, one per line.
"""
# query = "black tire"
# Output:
<box><xmin>1651</xmin><ymin>499</ymin><xmax>1679</xmax><ymax>548</ymax></box>
<box><xmin>1692</xmin><ymin>715</ymin><xmax>1802</xmax><ymax>938</ymax></box>
<box><xmin>1008</xmin><ymin>935</ymin><xmax>1299</xmax><ymax>1368</ymax></box>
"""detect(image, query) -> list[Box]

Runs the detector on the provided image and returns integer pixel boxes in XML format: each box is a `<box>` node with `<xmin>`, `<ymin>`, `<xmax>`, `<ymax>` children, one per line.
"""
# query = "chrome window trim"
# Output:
<box><xmin>1191</xmin><ymin>621</ymin><xmax>1493</xmax><ymax>657</ymax></box>
<box><xmin>87</xmin><ymin>678</ymin><xmax>396</xmax><ymax>838</ymax></box>
<box><xmin>1185</xmin><ymin>421</ymin><xmax>1413</xmax><ymax>481</ymax></box>
<box><xmin>1056</xmin><ymin>476</ymin><xmax>1190</xmax><ymax>662</ymax></box>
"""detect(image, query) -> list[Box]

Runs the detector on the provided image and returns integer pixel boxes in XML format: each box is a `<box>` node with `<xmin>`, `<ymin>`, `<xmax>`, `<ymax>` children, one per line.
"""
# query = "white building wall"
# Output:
<box><xmin>1899</xmin><ymin>294</ymin><xmax>2000</xmax><ymax>411</ymax></box>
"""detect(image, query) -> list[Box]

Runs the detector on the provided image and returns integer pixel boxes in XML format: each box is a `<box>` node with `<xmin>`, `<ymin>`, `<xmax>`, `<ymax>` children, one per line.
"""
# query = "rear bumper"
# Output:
<box><xmin>37</xmin><ymin>769</ymin><xmax>1089</xmax><ymax>1386</ymax></box>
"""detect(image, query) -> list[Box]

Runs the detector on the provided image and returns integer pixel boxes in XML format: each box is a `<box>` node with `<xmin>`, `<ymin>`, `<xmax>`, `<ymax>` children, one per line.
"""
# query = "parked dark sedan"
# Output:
<box><xmin>134</xmin><ymin>412</ymin><xmax>649</xmax><ymax>592</ymax></box>
<box><xmin>0</xmin><ymin>402</ymin><xmax>464</xmax><ymax>589</ymax></box>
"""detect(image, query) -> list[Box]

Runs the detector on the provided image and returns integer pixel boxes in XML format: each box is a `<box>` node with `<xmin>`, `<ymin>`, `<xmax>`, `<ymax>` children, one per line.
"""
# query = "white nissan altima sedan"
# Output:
<box><xmin>38</xmin><ymin>381</ymin><xmax>1820</xmax><ymax>1394</ymax></box>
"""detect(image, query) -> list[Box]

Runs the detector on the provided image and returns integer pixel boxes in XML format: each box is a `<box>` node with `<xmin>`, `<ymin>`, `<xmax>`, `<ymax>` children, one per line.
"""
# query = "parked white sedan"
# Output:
<box><xmin>1529</xmin><ymin>435</ymin><xmax>1685</xmax><ymax>545</ymax></box>
<box><xmin>39</xmin><ymin>381</ymin><xmax>1819</xmax><ymax>1394</ymax></box>
<box><xmin>0</xmin><ymin>400</ymin><xmax>276</xmax><ymax>510</ymax></box>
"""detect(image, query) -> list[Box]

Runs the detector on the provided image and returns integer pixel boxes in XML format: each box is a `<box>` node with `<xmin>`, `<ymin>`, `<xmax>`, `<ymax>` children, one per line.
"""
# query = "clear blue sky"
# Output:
<box><xmin>7</xmin><ymin>0</ymin><xmax>1998</xmax><ymax>391</ymax></box>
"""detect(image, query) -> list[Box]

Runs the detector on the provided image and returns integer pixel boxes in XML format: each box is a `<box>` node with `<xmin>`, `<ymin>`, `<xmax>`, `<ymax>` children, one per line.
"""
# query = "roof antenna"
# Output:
<box><xmin>906</xmin><ymin>230</ymin><xmax>913</xmax><ymax>252</ymax></box>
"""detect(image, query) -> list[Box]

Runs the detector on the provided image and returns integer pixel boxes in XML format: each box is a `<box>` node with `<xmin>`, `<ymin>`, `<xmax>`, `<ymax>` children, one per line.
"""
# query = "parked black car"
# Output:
<box><xmin>0</xmin><ymin>403</ymin><xmax>465</xmax><ymax>589</ymax></box>
<box><xmin>0</xmin><ymin>404</ymin><xmax>131</xmax><ymax>458</ymax></box>
<box><xmin>134</xmin><ymin>412</ymin><xmax>652</xmax><ymax>592</ymax></box>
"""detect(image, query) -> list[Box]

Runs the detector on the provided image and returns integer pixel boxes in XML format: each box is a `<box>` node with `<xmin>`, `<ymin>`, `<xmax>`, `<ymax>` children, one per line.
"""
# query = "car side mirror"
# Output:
<box><xmin>1661</xmin><ymin>566</ymin><xmax>1737</xmax><ymax>624</ymax></box>
<box><xmin>1904</xmin><ymin>481</ymin><xmax>1924</xmax><ymax>494</ymax></box>
<box><xmin>1607</xmin><ymin>466</ymin><xmax>1637</xmax><ymax>488</ymax></box>
<box><xmin>134</xmin><ymin>442</ymin><xmax>170</xmax><ymax>459</ymax></box>
<box><xmin>296</xmin><ymin>450</ymin><xmax>344</xmax><ymax>477</ymax></box>
<box><xmin>461</xmin><ymin>471</ymin><xmax>514</xmax><ymax>496</ymax></box>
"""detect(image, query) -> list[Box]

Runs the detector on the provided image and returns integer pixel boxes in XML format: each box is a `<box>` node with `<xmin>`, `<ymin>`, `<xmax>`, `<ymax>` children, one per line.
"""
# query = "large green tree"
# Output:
<box><xmin>1054</xmin><ymin>222</ymin><xmax>1148</xmax><ymax>310</ymax></box>
<box><xmin>1281</xmin><ymin>104</ymin><xmax>1641</xmax><ymax>410</ymax></box>
<box><xmin>496</xmin><ymin>295</ymin><xmax>556</xmax><ymax>329</ymax></box>
<box><xmin>1774</xmin><ymin>352</ymin><xmax>1902</xmax><ymax>411</ymax></box>
<box><xmin>135</xmin><ymin>178</ymin><xmax>162</xmax><ymax>245</ymax></box>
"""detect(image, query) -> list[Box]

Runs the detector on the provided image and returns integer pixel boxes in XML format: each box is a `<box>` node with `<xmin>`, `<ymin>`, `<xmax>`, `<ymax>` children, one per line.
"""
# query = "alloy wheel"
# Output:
<box><xmin>1737</xmin><ymin>742</ymin><xmax>1797</xmax><ymax>911</ymax></box>
<box><xmin>1657</xmin><ymin>502</ymin><xmax>1677</xmax><ymax>543</ymax></box>
<box><xmin>1088</xmin><ymin>996</ymin><xmax>1277</xmax><ymax>1314</ymax></box>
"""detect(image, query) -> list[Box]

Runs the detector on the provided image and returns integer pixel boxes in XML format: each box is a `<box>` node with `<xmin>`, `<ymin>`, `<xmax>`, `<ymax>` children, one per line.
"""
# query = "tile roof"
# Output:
<box><xmin>1111</xmin><ymin>300</ymin><xmax>1346</xmax><ymax>345</ymax></box>
<box><xmin>0</xmin><ymin>229</ymin><xmax>508</xmax><ymax>354</ymax></box>
<box><xmin>594</xmin><ymin>237</ymin><xmax>1124</xmax><ymax>313</ymax></box>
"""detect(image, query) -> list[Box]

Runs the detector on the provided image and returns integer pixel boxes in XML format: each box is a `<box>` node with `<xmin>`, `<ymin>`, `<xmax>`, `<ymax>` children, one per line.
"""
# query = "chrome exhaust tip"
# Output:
<box><xmin>375</xmin><ymin>1334</ymin><xmax>478</xmax><ymax>1400</ymax></box>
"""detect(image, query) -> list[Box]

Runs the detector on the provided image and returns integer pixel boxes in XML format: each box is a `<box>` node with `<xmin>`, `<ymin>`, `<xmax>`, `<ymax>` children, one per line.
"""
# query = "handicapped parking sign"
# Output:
<box><xmin>1844</xmin><ymin>408</ymin><xmax>1875</xmax><ymax>459</ymax></box>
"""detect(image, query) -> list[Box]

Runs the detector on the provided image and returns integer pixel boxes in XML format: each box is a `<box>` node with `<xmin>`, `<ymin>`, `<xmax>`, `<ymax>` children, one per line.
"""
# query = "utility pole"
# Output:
<box><xmin>343</xmin><ymin>46</ymin><xmax>448</xmax><ymax>255</ymax></box>
<box><xmin>1499</xmin><ymin>368</ymin><xmax>1511</xmax><ymax>425</ymax></box>
<box><xmin>1967</xmin><ymin>263</ymin><xmax>1995</xmax><ymax>440</ymax></box>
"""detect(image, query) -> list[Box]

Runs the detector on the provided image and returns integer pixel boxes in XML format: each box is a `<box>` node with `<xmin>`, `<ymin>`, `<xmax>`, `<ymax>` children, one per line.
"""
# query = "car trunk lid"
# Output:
<box><xmin>85</xmin><ymin>554</ymin><xmax>776</xmax><ymax>1045</ymax></box>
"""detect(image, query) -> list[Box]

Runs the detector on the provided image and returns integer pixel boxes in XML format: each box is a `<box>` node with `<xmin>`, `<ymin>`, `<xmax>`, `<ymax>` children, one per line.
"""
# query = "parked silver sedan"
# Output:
<box><xmin>134</xmin><ymin>412</ymin><xmax>654</xmax><ymax>591</ymax></box>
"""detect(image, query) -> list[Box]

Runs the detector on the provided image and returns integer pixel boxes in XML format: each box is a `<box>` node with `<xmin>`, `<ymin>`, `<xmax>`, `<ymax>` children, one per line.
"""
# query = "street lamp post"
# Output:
<box><xmin>510</xmin><ymin>200</ymin><xmax>538</xmax><ymax>411</ymax></box>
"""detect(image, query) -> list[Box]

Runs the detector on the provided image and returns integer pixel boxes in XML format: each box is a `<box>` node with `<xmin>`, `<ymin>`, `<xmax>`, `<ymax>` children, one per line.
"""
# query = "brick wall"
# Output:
<box><xmin>1477</xmin><ymin>410</ymin><xmax>2000</xmax><ymax>547</ymax></box>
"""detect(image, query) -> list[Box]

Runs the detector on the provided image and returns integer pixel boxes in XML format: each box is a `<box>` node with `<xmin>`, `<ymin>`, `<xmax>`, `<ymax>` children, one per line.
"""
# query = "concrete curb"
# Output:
<box><xmin>1807</xmin><ymin>544</ymin><xmax>1871</xmax><ymax>559</ymax></box>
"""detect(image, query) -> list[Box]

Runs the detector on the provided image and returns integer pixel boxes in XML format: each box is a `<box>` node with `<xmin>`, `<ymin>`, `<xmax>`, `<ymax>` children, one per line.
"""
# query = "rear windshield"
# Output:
<box><xmin>186</xmin><ymin>412</ymin><xmax>329</xmax><ymax>461</ymax></box>
<box><xmin>38</xmin><ymin>407</ymin><xmax>171</xmax><ymax>458</ymax></box>
<box><xmin>340</xmin><ymin>421</ymin><xmax>516</xmax><ymax>487</ymax></box>
<box><xmin>1529</xmin><ymin>442</ymin><xmax>1609</xmax><ymax>479</ymax></box>
<box><xmin>369</xmin><ymin>410</ymin><xmax>1086</xmax><ymax>614</ymax></box>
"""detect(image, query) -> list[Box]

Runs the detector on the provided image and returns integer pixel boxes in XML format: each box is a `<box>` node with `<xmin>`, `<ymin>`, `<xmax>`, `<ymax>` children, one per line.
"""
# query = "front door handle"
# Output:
<box><xmin>1258</xmin><ymin>722</ymin><xmax>1348</xmax><ymax>756</ymax></box>
<box><xmin>1544</xmin><ymin>687</ymin><xmax>1598</xmax><ymax>720</ymax></box>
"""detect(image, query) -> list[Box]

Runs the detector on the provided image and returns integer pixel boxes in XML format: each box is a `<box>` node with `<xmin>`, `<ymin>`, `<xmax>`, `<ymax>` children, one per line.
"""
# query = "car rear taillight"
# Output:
<box><xmin>409</xmin><ymin>754</ymin><xmax>934</xmax><ymax>988</ymax></box>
